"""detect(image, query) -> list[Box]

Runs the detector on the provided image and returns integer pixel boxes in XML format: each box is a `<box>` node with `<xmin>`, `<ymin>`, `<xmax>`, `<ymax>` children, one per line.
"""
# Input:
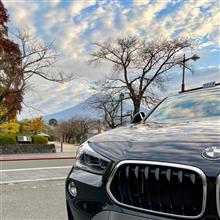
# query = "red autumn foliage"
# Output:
<box><xmin>0</xmin><ymin>0</ymin><xmax>8</xmax><ymax>37</ymax></box>
<box><xmin>0</xmin><ymin>0</ymin><xmax>22</xmax><ymax>120</ymax></box>
<box><xmin>4</xmin><ymin>90</ymin><xmax>23</xmax><ymax>118</ymax></box>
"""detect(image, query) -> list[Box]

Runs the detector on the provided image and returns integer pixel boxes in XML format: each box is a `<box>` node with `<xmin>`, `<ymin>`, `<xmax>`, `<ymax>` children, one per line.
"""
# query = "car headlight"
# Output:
<box><xmin>74</xmin><ymin>141</ymin><xmax>110</xmax><ymax>174</ymax></box>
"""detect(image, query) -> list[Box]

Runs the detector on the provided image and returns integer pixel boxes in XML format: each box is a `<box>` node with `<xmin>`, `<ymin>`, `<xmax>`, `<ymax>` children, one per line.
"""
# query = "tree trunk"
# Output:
<box><xmin>133</xmin><ymin>99</ymin><xmax>141</xmax><ymax>115</ymax></box>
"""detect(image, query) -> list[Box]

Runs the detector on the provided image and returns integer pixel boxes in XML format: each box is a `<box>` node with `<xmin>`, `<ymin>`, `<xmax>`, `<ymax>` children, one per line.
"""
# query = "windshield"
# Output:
<box><xmin>146</xmin><ymin>89</ymin><xmax>220</xmax><ymax>123</ymax></box>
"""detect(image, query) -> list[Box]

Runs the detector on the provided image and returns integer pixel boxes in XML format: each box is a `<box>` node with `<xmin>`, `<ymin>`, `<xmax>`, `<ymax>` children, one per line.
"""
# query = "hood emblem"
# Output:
<box><xmin>202</xmin><ymin>146</ymin><xmax>220</xmax><ymax>160</ymax></box>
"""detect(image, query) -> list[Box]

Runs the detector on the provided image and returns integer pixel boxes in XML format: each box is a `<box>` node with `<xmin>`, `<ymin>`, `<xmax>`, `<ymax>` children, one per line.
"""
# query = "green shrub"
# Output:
<box><xmin>0</xmin><ymin>134</ymin><xmax>48</xmax><ymax>144</ymax></box>
<box><xmin>32</xmin><ymin>135</ymin><xmax>48</xmax><ymax>144</ymax></box>
<box><xmin>0</xmin><ymin>134</ymin><xmax>16</xmax><ymax>144</ymax></box>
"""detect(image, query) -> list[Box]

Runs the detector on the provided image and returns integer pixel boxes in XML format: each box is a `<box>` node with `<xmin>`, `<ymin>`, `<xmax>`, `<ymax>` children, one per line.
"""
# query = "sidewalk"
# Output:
<box><xmin>0</xmin><ymin>142</ymin><xmax>79</xmax><ymax>162</ymax></box>
<box><xmin>49</xmin><ymin>141</ymin><xmax>79</xmax><ymax>153</ymax></box>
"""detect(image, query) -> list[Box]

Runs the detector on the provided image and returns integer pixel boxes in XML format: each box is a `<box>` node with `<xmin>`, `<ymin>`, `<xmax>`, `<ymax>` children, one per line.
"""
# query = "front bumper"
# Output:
<box><xmin>66</xmin><ymin>166</ymin><xmax>220</xmax><ymax>220</ymax></box>
<box><xmin>65</xmin><ymin>167</ymin><xmax>173</xmax><ymax>220</ymax></box>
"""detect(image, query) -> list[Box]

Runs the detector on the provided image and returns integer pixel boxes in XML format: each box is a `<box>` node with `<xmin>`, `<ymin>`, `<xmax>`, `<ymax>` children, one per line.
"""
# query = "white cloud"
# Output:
<box><xmin>68</xmin><ymin>0</ymin><xmax>96</xmax><ymax>16</ymax></box>
<box><xmin>3</xmin><ymin>0</ymin><xmax>220</xmax><ymax>119</ymax></box>
<box><xmin>48</xmin><ymin>0</ymin><xmax>60</xmax><ymax>7</ymax></box>
<box><xmin>4</xmin><ymin>0</ymin><xmax>38</xmax><ymax>34</ymax></box>
<box><xmin>19</xmin><ymin>77</ymin><xmax>94</xmax><ymax>119</ymax></box>
<box><xmin>133</xmin><ymin>0</ymin><xmax>150</xmax><ymax>6</ymax></box>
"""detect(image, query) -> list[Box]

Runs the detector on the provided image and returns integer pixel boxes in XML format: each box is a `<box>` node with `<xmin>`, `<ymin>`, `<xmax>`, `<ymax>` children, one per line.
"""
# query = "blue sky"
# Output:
<box><xmin>3</xmin><ymin>0</ymin><xmax>220</xmax><ymax>119</ymax></box>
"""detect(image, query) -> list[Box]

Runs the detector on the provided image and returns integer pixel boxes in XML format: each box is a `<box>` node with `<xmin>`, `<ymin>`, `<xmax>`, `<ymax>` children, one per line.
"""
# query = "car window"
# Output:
<box><xmin>146</xmin><ymin>89</ymin><xmax>220</xmax><ymax>123</ymax></box>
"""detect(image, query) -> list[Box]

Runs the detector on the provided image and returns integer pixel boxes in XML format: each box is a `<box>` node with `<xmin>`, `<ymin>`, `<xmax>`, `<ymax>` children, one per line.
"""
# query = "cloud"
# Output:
<box><xmin>4</xmin><ymin>0</ymin><xmax>38</xmax><ymax>34</ymax></box>
<box><xmin>18</xmin><ymin>77</ymin><xmax>94</xmax><ymax>119</ymax></box>
<box><xmin>133</xmin><ymin>0</ymin><xmax>151</xmax><ymax>6</ymax></box>
<box><xmin>68</xmin><ymin>0</ymin><xmax>96</xmax><ymax>16</ymax></box>
<box><xmin>3</xmin><ymin>0</ymin><xmax>220</xmax><ymax>119</ymax></box>
<box><xmin>48</xmin><ymin>0</ymin><xmax>60</xmax><ymax>7</ymax></box>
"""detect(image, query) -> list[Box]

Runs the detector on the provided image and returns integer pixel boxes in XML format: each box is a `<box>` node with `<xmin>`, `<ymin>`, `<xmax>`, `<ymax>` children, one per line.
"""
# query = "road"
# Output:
<box><xmin>1</xmin><ymin>159</ymin><xmax>74</xmax><ymax>170</ymax></box>
<box><xmin>0</xmin><ymin>158</ymin><xmax>75</xmax><ymax>220</ymax></box>
<box><xmin>1</xmin><ymin>180</ymin><xmax>66</xmax><ymax>220</ymax></box>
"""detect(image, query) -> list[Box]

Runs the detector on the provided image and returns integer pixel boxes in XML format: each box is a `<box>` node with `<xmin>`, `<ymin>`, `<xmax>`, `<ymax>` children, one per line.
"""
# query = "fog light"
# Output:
<box><xmin>68</xmin><ymin>182</ymin><xmax>77</xmax><ymax>197</ymax></box>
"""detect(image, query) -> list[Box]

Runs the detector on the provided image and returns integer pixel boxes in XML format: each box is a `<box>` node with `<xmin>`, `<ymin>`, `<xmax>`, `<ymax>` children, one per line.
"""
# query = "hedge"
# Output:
<box><xmin>0</xmin><ymin>134</ymin><xmax>48</xmax><ymax>144</ymax></box>
<box><xmin>32</xmin><ymin>135</ymin><xmax>48</xmax><ymax>144</ymax></box>
<box><xmin>0</xmin><ymin>134</ymin><xmax>16</xmax><ymax>144</ymax></box>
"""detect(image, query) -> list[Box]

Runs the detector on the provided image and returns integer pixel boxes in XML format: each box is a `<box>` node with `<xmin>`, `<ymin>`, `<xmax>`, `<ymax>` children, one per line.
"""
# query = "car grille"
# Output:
<box><xmin>107</xmin><ymin>161</ymin><xmax>207</xmax><ymax>219</ymax></box>
<box><xmin>217</xmin><ymin>175</ymin><xmax>220</xmax><ymax>218</ymax></box>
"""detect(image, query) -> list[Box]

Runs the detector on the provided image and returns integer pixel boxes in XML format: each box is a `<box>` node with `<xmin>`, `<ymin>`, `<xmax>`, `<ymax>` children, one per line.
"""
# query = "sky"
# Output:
<box><xmin>3</xmin><ymin>0</ymin><xmax>220</xmax><ymax>119</ymax></box>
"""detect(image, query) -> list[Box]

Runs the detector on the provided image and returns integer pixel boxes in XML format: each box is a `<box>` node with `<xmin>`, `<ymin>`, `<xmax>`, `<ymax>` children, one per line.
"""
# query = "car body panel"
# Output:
<box><xmin>89</xmin><ymin>118</ymin><xmax>220</xmax><ymax>175</ymax></box>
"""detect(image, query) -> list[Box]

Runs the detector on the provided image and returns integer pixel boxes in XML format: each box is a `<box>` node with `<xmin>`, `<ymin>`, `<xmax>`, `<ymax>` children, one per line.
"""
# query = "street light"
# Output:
<box><xmin>119</xmin><ymin>93</ymin><xmax>124</xmax><ymax>126</ymax></box>
<box><xmin>181</xmin><ymin>54</ymin><xmax>200</xmax><ymax>92</ymax></box>
<box><xmin>127</xmin><ymin>110</ymin><xmax>133</xmax><ymax>120</ymax></box>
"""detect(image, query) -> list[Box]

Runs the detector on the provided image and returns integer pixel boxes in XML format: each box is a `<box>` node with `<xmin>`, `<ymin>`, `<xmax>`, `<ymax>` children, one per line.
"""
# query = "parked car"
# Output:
<box><xmin>66</xmin><ymin>84</ymin><xmax>220</xmax><ymax>220</ymax></box>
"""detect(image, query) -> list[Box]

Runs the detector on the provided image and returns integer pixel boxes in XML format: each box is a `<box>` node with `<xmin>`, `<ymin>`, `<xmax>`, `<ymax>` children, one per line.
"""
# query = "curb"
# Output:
<box><xmin>0</xmin><ymin>156</ymin><xmax>76</xmax><ymax>162</ymax></box>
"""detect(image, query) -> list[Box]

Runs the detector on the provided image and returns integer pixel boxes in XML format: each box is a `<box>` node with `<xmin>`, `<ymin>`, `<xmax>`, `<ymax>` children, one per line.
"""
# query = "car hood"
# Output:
<box><xmin>89</xmin><ymin>118</ymin><xmax>220</xmax><ymax>175</ymax></box>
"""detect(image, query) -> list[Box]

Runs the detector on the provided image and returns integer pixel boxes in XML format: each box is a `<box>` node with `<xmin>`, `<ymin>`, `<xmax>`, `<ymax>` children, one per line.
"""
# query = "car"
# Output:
<box><xmin>66</xmin><ymin>84</ymin><xmax>220</xmax><ymax>220</ymax></box>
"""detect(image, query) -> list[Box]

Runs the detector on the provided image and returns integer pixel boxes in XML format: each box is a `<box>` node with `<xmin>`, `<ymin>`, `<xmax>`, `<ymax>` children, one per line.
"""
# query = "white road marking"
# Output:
<box><xmin>0</xmin><ymin>177</ymin><xmax>66</xmax><ymax>185</ymax></box>
<box><xmin>0</xmin><ymin>166</ymin><xmax>72</xmax><ymax>172</ymax></box>
<box><xmin>0</xmin><ymin>166</ymin><xmax>72</xmax><ymax>184</ymax></box>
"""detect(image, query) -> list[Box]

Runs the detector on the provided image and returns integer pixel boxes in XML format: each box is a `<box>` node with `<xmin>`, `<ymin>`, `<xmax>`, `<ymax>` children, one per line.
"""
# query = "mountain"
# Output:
<box><xmin>43</xmin><ymin>93</ymin><xmax>141</xmax><ymax>122</ymax></box>
<box><xmin>43</xmin><ymin>95</ymin><xmax>101</xmax><ymax>122</ymax></box>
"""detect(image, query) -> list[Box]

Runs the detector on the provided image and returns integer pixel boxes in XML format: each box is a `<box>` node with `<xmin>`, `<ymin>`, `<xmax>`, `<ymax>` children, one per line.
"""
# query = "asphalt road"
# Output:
<box><xmin>1</xmin><ymin>159</ymin><xmax>74</xmax><ymax>170</ymax></box>
<box><xmin>0</xmin><ymin>159</ymin><xmax>75</xmax><ymax>220</ymax></box>
<box><xmin>1</xmin><ymin>180</ymin><xmax>67</xmax><ymax>220</ymax></box>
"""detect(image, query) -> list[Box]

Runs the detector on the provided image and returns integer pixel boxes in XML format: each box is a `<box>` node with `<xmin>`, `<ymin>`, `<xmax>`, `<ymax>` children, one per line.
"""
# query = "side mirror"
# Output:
<box><xmin>131</xmin><ymin>112</ymin><xmax>145</xmax><ymax>124</ymax></box>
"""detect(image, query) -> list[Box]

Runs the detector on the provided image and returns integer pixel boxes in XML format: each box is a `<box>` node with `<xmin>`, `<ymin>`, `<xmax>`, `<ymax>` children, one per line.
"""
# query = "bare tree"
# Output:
<box><xmin>89</xmin><ymin>36</ymin><xmax>193</xmax><ymax>114</ymax></box>
<box><xmin>1</xmin><ymin>29</ymin><xmax>75</xmax><ymax>122</ymax></box>
<box><xmin>1</xmin><ymin>0</ymin><xmax>74</xmax><ymax>122</ymax></box>
<box><xmin>55</xmin><ymin>120</ymin><xmax>70</xmax><ymax>142</ymax></box>
<box><xmin>14</xmin><ymin>29</ymin><xmax>73</xmax><ymax>83</ymax></box>
<box><xmin>90</xmin><ymin>93</ymin><xmax>121</xmax><ymax>128</ymax></box>
<box><xmin>55</xmin><ymin>117</ymin><xmax>103</xmax><ymax>144</ymax></box>
<box><xmin>71</xmin><ymin>118</ymin><xmax>89</xmax><ymax>143</ymax></box>
<box><xmin>55</xmin><ymin>118</ymin><xmax>90</xmax><ymax>144</ymax></box>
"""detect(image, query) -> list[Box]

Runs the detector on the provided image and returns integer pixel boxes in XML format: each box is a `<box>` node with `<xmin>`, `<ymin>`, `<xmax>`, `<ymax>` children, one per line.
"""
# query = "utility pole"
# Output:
<box><xmin>180</xmin><ymin>54</ymin><xmax>200</xmax><ymax>92</ymax></box>
<box><xmin>119</xmin><ymin>93</ymin><xmax>124</xmax><ymax>126</ymax></box>
<box><xmin>181</xmin><ymin>54</ymin><xmax>186</xmax><ymax>92</ymax></box>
